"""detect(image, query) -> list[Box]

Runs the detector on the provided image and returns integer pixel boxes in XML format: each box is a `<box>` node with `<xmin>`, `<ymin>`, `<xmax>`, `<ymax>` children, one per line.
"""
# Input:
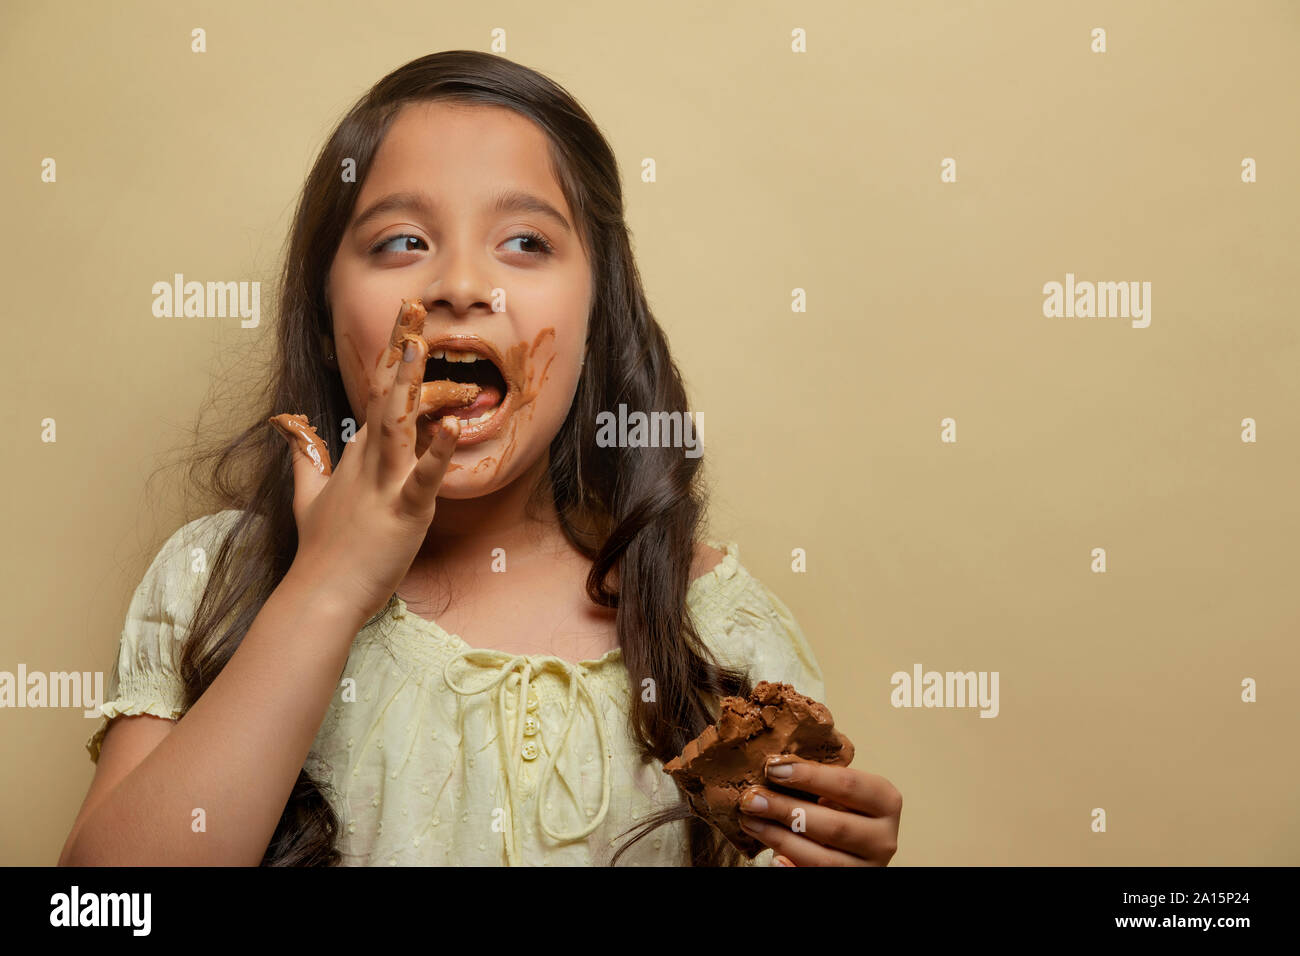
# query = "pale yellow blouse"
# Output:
<box><xmin>86</xmin><ymin>510</ymin><xmax>830</xmax><ymax>866</ymax></box>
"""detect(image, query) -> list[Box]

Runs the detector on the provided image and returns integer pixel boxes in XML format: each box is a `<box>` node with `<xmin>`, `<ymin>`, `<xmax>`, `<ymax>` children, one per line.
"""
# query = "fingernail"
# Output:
<box><xmin>741</xmin><ymin>789</ymin><xmax>768</xmax><ymax>812</ymax></box>
<box><xmin>773</xmin><ymin>855</ymin><xmax>794</xmax><ymax>867</ymax></box>
<box><xmin>403</xmin><ymin>341</ymin><xmax>416</xmax><ymax>362</ymax></box>
<box><xmin>766</xmin><ymin>756</ymin><xmax>794</xmax><ymax>779</ymax></box>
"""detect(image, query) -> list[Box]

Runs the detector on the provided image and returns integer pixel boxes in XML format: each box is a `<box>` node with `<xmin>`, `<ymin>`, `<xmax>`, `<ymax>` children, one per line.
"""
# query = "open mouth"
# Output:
<box><xmin>422</xmin><ymin>347</ymin><xmax>509</xmax><ymax>428</ymax></box>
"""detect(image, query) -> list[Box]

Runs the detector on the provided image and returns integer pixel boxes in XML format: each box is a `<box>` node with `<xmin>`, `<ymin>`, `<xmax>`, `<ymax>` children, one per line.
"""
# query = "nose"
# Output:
<box><xmin>421</xmin><ymin>242</ymin><xmax>496</xmax><ymax>319</ymax></box>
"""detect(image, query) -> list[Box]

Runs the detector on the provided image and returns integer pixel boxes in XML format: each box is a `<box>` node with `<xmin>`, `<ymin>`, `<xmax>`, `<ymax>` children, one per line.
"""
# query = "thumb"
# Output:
<box><xmin>268</xmin><ymin>414</ymin><xmax>332</xmax><ymax>513</ymax></box>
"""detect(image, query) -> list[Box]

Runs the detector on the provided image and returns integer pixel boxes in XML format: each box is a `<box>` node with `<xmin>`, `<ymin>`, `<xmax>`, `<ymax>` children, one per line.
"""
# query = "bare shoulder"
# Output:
<box><xmin>689</xmin><ymin>541</ymin><xmax>727</xmax><ymax>584</ymax></box>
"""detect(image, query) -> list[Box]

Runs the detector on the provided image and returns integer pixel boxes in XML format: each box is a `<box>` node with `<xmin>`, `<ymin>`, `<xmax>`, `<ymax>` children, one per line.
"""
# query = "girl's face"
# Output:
<box><xmin>326</xmin><ymin>100</ymin><xmax>592</xmax><ymax>499</ymax></box>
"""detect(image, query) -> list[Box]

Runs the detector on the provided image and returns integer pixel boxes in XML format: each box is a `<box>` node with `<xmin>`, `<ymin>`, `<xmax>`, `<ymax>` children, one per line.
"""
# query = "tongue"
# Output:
<box><xmin>433</xmin><ymin>383</ymin><xmax>502</xmax><ymax>420</ymax></box>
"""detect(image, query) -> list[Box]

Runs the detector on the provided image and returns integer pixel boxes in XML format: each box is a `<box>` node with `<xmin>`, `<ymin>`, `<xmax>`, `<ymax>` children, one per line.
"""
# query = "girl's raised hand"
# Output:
<box><xmin>268</xmin><ymin>301</ymin><xmax>465</xmax><ymax>626</ymax></box>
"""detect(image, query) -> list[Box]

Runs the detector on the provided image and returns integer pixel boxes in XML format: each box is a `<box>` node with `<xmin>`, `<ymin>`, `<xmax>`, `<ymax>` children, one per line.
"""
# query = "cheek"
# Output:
<box><xmin>527</xmin><ymin>358</ymin><xmax>579</xmax><ymax>438</ymax></box>
<box><xmin>335</xmin><ymin>329</ymin><xmax>387</xmax><ymax>421</ymax></box>
<box><xmin>509</xmin><ymin>332</ymin><xmax>572</xmax><ymax>432</ymax></box>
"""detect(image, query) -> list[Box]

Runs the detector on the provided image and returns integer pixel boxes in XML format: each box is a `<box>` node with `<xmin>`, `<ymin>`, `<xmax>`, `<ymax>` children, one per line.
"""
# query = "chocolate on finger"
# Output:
<box><xmin>385</xmin><ymin>298</ymin><xmax>429</xmax><ymax>370</ymax></box>
<box><xmin>268</xmin><ymin>413</ymin><xmax>332</xmax><ymax>476</ymax></box>
<box><xmin>418</xmin><ymin>380</ymin><xmax>482</xmax><ymax>419</ymax></box>
<box><xmin>385</xmin><ymin>299</ymin><xmax>484</xmax><ymax>424</ymax></box>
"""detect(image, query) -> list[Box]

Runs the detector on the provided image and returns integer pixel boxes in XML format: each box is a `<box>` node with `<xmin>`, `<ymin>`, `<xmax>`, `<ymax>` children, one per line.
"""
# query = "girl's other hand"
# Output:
<box><xmin>738</xmin><ymin>756</ymin><xmax>902</xmax><ymax>866</ymax></box>
<box><xmin>270</xmin><ymin>301</ymin><xmax>461</xmax><ymax>625</ymax></box>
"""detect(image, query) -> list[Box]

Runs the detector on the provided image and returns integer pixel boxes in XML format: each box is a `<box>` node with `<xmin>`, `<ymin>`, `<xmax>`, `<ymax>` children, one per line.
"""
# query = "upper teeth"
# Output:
<box><xmin>429</xmin><ymin>349</ymin><xmax>482</xmax><ymax>363</ymax></box>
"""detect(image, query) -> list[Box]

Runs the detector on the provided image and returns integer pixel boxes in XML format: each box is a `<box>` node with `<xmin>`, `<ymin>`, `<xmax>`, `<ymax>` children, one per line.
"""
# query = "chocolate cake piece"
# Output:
<box><xmin>662</xmin><ymin>681</ymin><xmax>855</xmax><ymax>857</ymax></box>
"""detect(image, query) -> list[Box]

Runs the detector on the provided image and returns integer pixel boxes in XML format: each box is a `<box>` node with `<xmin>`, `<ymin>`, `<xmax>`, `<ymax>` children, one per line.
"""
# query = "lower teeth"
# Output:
<box><xmin>461</xmin><ymin>405</ymin><xmax>500</xmax><ymax>427</ymax></box>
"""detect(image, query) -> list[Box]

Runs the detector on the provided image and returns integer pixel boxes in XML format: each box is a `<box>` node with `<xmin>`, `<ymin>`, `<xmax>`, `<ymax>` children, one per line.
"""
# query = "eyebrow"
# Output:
<box><xmin>350</xmin><ymin>188</ymin><xmax>573</xmax><ymax>235</ymax></box>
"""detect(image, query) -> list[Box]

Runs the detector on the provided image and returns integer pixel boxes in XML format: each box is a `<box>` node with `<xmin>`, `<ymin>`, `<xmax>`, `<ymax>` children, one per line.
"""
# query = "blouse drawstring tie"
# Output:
<box><xmin>442</xmin><ymin>648</ymin><xmax>613</xmax><ymax>866</ymax></box>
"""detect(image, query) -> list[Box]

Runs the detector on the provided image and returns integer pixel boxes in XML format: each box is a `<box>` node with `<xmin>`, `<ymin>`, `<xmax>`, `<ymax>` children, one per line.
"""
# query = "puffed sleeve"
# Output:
<box><xmin>84</xmin><ymin>511</ymin><xmax>238</xmax><ymax>763</ymax></box>
<box><xmin>690</xmin><ymin>542</ymin><xmax>828</xmax><ymax>706</ymax></box>
<box><xmin>688</xmin><ymin>541</ymin><xmax>833</xmax><ymax>867</ymax></box>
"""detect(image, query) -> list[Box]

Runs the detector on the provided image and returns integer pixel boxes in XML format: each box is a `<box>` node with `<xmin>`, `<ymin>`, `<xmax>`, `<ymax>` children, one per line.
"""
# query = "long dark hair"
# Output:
<box><xmin>173</xmin><ymin>50</ymin><xmax>751</xmax><ymax>865</ymax></box>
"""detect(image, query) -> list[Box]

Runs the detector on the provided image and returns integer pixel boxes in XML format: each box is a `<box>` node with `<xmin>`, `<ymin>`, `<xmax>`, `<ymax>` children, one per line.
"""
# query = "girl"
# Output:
<box><xmin>59</xmin><ymin>51</ymin><xmax>901</xmax><ymax>867</ymax></box>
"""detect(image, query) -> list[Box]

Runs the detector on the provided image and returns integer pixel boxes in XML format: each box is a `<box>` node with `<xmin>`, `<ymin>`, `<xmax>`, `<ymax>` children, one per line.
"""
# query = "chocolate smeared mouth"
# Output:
<box><xmin>396</xmin><ymin>302</ymin><xmax>510</xmax><ymax>434</ymax></box>
<box><xmin>419</xmin><ymin>344</ymin><xmax>509</xmax><ymax>427</ymax></box>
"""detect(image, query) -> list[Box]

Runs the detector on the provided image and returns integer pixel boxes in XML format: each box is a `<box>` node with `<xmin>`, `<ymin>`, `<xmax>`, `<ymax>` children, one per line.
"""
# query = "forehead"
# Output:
<box><xmin>362</xmin><ymin>101</ymin><xmax>567</xmax><ymax>210</ymax></box>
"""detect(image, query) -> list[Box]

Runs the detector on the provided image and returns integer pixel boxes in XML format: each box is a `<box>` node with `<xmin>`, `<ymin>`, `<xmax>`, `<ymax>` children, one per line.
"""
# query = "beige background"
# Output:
<box><xmin>2</xmin><ymin>0</ymin><xmax>1297</xmax><ymax>865</ymax></box>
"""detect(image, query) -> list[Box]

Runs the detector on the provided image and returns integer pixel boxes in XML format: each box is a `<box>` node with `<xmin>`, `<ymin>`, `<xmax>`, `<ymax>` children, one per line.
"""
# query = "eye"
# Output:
<box><xmin>368</xmin><ymin>230</ymin><xmax>555</xmax><ymax>258</ymax></box>
<box><xmin>502</xmin><ymin>229</ymin><xmax>555</xmax><ymax>257</ymax></box>
<box><xmin>369</xmin><ymin>233</ymin><xmax>427</xmax><ymax>255</ymax></box>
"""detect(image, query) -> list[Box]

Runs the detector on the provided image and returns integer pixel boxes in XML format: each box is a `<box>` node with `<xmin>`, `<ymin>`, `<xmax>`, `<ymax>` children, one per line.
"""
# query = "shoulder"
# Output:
<box><xmin>108</xmin><ymin>509</ymin><xmax>249</xmax><ymax>680</ymax></box>
<box><xmin>85</xmin><ymin>511</ymin><xmax>251</xmax><ymax>760</ymax></box>
<box><xmin>165</xmin><ymin>508</ymin><xmax>255</xmax><ymax>566</ymax></box>
<box><xmin>176</xmin><ymin>508</ymin><xmax>247</xmax><ymax>547</ymax></box>
<box><xmin>686</xmin><ymin>538</ymin><xmax>743</xmax><ymax>603</ymax></box>
<box><xmin>150</xmin><ymin>509</ymin><xmax>245</xmax><ymax>561</ymax></box>
<box><xmin>686</xmin><ymin>541</ymin><xmax>828</xmax><ymax>703</ymax></box>
<box><xmin>132</xmin><ymin>509</ymin><xmax>248</xmax><ymax>615</ymax></box>
<box><xmin>689</xmin><ymin>541</ymin><xmax>728</xmax><ymax>585</ymax></box>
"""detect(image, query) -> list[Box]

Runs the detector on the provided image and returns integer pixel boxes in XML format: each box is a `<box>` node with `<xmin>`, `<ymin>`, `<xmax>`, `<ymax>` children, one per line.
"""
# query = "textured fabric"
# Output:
<box><xmin>85</xmin><ymin>510</ymin><xmax>829</xmax><ymax>866</ymax></box>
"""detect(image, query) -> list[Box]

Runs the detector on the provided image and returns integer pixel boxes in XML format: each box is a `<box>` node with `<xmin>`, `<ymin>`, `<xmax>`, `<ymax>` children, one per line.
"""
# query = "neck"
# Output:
<box><xmin>411</xmin><ymin>453</ymin><xmax>561</xmax><ymax>573</ymax></box>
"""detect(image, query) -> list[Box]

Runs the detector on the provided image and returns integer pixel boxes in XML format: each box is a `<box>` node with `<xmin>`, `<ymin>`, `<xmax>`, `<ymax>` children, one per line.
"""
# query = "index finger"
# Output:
<box><xmin>365</xmin><ymin>299</ymin><xmax>428</xmax><ymax>482</ymax></box>
<box><xmin>380</xmin><ymin>298</ymin><xmax>427</xmax><ymax>372</ymax></box>
<box><xmin>763</xmin><ymin>756</ymin><xmax>902</xmax><ymax>819</ymax></box>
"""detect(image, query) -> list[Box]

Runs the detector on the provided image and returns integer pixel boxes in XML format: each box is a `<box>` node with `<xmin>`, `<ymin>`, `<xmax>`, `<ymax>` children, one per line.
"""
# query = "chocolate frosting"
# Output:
<box><xmin>415</xmin><ymin>380</ymin><xmax>482</xmax><ymax>420</ymax></box>
<box><xmin>267</xmin><ymin>413</ymin><xmax>332</xmax><ymax>476</ymax></box>
<box><xmin>662</xmin><ymin>681</ymin><xmax>855</xmax><ymax>857</ymax></box>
